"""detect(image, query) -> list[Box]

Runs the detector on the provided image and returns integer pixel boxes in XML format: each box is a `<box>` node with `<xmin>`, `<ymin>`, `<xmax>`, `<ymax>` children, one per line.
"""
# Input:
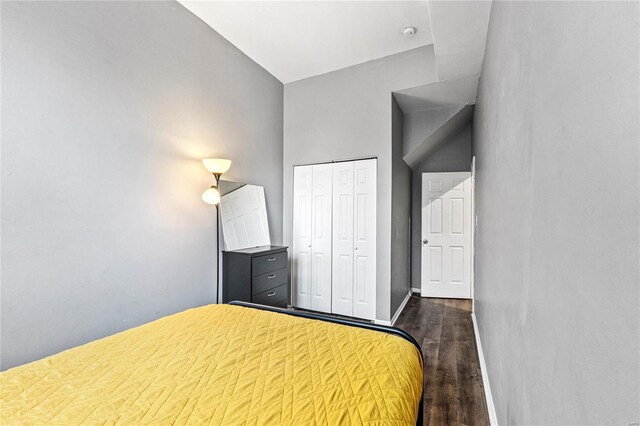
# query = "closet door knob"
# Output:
<box><xmin>354</xmin><ymin>247</ymin><xmax>358</xmax><ymax>251</ymax></box>
<box><xmin>423</xmin><ymin>239</ymin><xmax>428</xmax><ymax>245</ymax></box>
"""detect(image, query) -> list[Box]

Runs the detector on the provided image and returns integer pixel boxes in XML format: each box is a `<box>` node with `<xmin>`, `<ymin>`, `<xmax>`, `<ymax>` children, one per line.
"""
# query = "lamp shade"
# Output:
<box><xmin>202</xmin><ymin>158</ymin><xmax>231</xmax><ymax>174</ymax></box>
<box><xmin>201</xmin><ymin>187</ymin><xmax>221</xmax><ymax>205</ymax></box>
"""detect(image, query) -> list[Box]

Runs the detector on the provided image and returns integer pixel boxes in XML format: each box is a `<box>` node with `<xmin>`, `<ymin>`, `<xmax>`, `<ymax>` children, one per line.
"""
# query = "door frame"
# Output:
<box><xmin>470</xmin><ymin>157</ymin><xmax>476</xmax><ymax>311</ymax></box>
<box><xmin>420</xmin><ymin>170</ymin><xmax>475</xmax><ymax>299</ymax></box>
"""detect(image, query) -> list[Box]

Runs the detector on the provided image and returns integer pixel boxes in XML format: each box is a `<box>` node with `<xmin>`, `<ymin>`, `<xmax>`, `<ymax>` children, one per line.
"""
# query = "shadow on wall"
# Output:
<box><xmin>406</xmin><ymin>122</ymin><xmax>473</xmax><ymax>291</ymax></box>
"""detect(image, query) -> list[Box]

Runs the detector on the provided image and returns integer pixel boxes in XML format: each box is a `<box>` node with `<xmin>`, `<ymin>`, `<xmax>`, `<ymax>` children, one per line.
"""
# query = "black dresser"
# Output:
<box><xmin>222</xmin><ymin>245</ymin><xmax>289</xmax><ymax>308</ymax></box>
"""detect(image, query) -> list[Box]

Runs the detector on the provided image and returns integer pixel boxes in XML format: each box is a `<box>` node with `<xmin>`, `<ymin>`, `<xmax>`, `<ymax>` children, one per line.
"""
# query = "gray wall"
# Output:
<box><xmin>409</xmin><ymin>124</ymin><xmax>472</xmax><ymax>290</ymax></box>
<box><xmin>1</xmin><ymin>1</ymin><xmax>283</xmax><ymax>370</ymax></box>
<box><xmin>390</xmin><ymin>97</ymin><xmax>411</xmax><ymax>316</ymax></box>
<box><xmin>402</xmin><ymin>106</ymin><xmax>464</xmax><ymax>157</ymax></box>
<box><xmin>283</xmin><ymin>46</ymin><xmax>437</xmax><ymax>321</ymax></box>
<box><xmin>474</xmin><ymin>1</ymin><xmax>639</xmax><ymax>424</ymax></box>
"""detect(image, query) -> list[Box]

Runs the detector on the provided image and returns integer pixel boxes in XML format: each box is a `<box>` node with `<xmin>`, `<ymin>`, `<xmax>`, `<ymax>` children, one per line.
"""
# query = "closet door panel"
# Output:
<box><xmin>331</xmin><ymin>162</ymin><xmax>354</xmax><ymax>317</ymax></box>
<box><xmin>292</xmin><ymin>165</ymin><xmax>312</xmax><ymax>309</ymax></box>
<box><xmin>310</xmin><ymin>163</ymin><xmax>333</xmax><ymax>313</ymax></box>
<box><xmin>352</xmin><ymin>159</ymin><xmax>377</xmax><ymax>320</ymax></box>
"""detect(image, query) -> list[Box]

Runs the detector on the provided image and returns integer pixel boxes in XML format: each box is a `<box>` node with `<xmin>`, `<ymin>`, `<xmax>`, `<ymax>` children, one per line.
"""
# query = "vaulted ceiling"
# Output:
<box><xmin>179</xmin><ymin>1</ymin><xmax>492</xmax><ymax>87</ymax></box>
<box><xmin>179</xmin><ymin>1</ymin><xmax>433</xmax><ymax>84</ymax></box>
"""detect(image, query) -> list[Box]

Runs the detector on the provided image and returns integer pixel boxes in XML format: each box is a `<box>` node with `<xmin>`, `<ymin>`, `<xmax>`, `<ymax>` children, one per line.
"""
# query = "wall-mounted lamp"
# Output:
<box><xmin>201</xmin><ymin>158</ymin><xmax>231</xmax><ymax>205</ymax></box>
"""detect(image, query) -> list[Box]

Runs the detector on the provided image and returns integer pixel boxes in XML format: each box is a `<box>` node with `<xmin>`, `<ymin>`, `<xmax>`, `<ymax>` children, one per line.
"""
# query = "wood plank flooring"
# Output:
<box><xmin>394</xmin><ymin>296</ymin><xmax>490</xmax><ymax>426</ymax></box>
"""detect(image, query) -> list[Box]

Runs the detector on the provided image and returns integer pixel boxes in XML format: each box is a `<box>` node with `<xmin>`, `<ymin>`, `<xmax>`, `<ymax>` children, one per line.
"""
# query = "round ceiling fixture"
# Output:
<box><xmin>401</xmin><ymin>26</ymin><xmax>416</xmax><ymax>38</ymax></box>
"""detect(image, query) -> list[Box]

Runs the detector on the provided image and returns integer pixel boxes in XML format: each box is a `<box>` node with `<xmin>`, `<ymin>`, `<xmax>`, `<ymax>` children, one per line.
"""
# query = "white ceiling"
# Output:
<box><xmin>179</xmin><ymin>1</ymin><xmax>433</xmax><ymax>83</ymax></box>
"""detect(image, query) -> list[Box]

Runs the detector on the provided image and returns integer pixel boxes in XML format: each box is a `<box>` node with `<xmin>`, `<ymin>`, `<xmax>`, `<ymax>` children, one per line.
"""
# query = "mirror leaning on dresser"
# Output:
<box><xmin>218</xmin><ymin>181</ymin><xmax>289</xmax><ymax>308</ymax></box>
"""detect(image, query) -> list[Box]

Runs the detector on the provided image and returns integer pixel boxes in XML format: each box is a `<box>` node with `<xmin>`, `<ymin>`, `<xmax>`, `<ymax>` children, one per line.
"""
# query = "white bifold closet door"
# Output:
<box><xmin>293</xmin><ymin>163</ymin><xmax>332</xmax><ymax>313</ymax></box>
<box><xmin>292</xmin><ymin>159</ymin><xmax>376</xmax><ymax>320</ymax></box>
<box><xmin>331</xmin><ymin>162</ymin><xmax>354</xmax><ymax>316</ymax></box>
<box><xmin>292</xmin><ymin>166</ymin><xmax>312</xmax><ymax>309</ymax></box>
<box><xmin>331</xmin><ymin>159</ymin><xmax>376</xmax><ymax>319</ymax></box>
<box><xmin>309</xmin><ymin>164</ymin><xmax>333</xmax><ymax>313</ymax></box>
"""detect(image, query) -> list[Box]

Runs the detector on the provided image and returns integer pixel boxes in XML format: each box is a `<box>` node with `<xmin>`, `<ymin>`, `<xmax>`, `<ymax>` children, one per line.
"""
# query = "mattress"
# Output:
<box><xmin>1</xmin><ymin>304</ymin><xmax>423</xmax><ymax>425</ymax></box>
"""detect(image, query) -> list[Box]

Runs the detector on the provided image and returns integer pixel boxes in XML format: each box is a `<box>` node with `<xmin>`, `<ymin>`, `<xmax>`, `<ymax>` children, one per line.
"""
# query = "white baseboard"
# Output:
<box><xmin>471</xmin><ymin>312</ymin><xmax>499</xmax><ymax>425</ymax></box>
<box><xmin>376</xmin><ymin>291</ymin><xmax>412</xmax><ymax>326</ymax></box>
<box><xmin>391</xmin><ymin>291</ymin><xmax>412</xmax><ymax>325</ymax></box>
<box><xmin>411</xmin><ymin>287</ymin><xmax>421</xmax><ymax>293</ymax></box>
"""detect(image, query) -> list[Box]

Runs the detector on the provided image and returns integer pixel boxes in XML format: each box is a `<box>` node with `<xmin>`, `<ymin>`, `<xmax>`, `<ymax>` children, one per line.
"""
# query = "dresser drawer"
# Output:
<box><xmin>252</xmin><ymin>251</ymin><xmax>287</xmax><ymax>276</ymax></box>
<box><xmin>252</xmin><ymin>267</ymin><xmax>288</xmax><ymax>295</ymax></box>
<box><xmin>252</xmin><ymin>284</ymin><xmax>288</xmax><ymax>306</ymax></box>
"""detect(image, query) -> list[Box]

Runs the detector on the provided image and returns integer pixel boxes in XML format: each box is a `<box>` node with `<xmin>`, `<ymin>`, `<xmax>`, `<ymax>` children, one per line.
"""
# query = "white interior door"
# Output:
<box><xmin>352</xmin><ymin>159</ymin><xmax>376</xmax><ymax>320</ymax></box>
<box><xmin>310</xmin><ymin>164</ymin><xmax>333</xmax><ymax>313</ymax></box>
<box><xmin>332</xmin><ymin>161</ymin><xmax>354</xmax><ymax>317</ymax></box>
<box><xmin>292</xmin><ymin>165</ymin><xmax>312</xmax><ymax>309</ymax></box>
<box><xmin>421</xmin><ymin>172</ymin><xmax>472</xmax><ymax>299</ymax></box>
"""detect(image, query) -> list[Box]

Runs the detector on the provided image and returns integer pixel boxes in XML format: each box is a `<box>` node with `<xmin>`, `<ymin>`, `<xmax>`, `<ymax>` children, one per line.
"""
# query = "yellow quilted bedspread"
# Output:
<box><xmin>1</xmin><ymin>304</ymin><xmax>422</xmax><ymax>425</ymax></box>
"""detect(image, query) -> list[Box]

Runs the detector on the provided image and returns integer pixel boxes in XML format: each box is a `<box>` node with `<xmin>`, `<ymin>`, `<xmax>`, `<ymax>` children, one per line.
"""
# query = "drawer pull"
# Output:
<box><xmin>267</xmin><ymin>274</ymin><xmax>276</xmax><ymax>279</ymax></box>
<box><xmin>267</xmin><ymin>257</ymin><xmax>276</xmax><ymax>261</ymax></box>
<box><xmin>267</xmin><ymin>292</ymin><xmax>276</xmax><ymax>297</ymax></box>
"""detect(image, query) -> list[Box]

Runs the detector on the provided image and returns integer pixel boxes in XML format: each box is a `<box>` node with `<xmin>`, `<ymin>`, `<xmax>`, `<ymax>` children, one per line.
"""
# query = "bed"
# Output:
<box><xmin>1</xmin><ymin>301</ymin><xmax>423</xmax><ymax>425</ymax></box>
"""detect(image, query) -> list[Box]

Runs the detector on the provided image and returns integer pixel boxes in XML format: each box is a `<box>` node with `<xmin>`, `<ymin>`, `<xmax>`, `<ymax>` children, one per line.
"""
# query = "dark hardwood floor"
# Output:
<box><xmin>394</xmin><ymin>295</ymin><xmax>490</xmax><ymax>426</ymax></box>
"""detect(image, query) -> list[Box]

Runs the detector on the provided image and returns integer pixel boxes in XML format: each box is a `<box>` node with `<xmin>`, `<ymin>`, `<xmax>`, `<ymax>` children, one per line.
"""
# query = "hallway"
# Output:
<box><xmin>395</xmin><ymin>296</ymin><xmax>490</xmax><ymax>426</ymax></box>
